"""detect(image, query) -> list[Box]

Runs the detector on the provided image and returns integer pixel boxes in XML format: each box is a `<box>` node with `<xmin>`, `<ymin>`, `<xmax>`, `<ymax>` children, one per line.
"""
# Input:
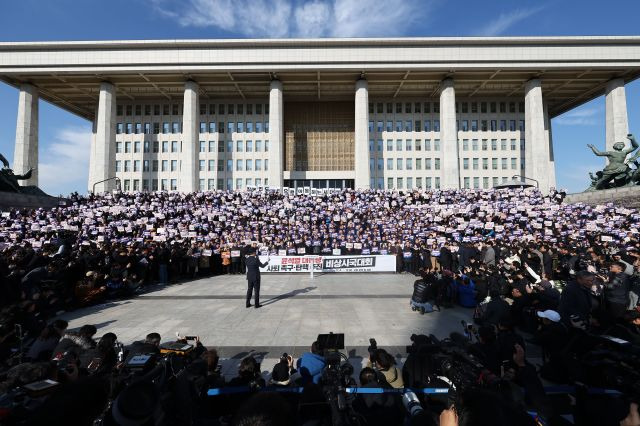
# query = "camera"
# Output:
<box><xmin>460</xmin><ymin>320</ymin><xmax>478</xmax><ymax>342</ymax></box>
<box><xmin>402</xmin><ymin>390</ymin><xmax>424</xmax><ymax>418</ymax></box>
<box><xmin>316</xmin><ymin>333</ymin><xmax>358</xmax><ymax>426</ymax></box>
<box><xmin>404</xmin><ymin>333</ymin><xmax>501</xmax><ymax>400</ymax></box>
<box><xmin>367</xmin><ymin>338</ymin><xmax>377</xmax><ymax>356</ymax></box>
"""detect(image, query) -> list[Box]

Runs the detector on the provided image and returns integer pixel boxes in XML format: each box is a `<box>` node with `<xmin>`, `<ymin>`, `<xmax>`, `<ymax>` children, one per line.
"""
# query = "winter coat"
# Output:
<box><xmin>605</xmin><ymin>272</ymin><xmax>630</xmax><ymax>306</ymax></box>
<box><xmin>558</xmin><ymin>281</ymin><xmax>592</xmax><ymax>324</ymax></box>
<box><xmin>456</xmin><ymin>279</ymin><xmax>476</xmax><ymax>308</ymax></box>
<box><xmin>53</xmin><ymin>333</ymin><xmax>95</xmax><ymax>357</ymax></box>
<box><xmin>297</xmin><ymin>353</ymin><xmax>326</xmax><ymax>384</ymax></box>
<box><xmin>482</xmin><ymin>297</ymin><xmax>511</xmax><ymax>325</ymax></box>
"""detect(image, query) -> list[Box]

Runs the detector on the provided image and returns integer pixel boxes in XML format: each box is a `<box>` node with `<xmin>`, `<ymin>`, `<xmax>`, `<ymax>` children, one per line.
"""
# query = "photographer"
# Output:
<box><xmin>228</xmin><ymin>355</ymin><xmax>265</xmax><ymax>388</ymax></box>
<box><xmin>468</xmin><ymin>325</ymin><xmax>500</xmax><ymax>375</ymax></box>
<box><xmin>269</xmin><ymin>353</ymin><xmax>297</xmax><ymax>386</ymax></box>
<box><xmin>367</xmin><ymin>348</ymin><xmax>404</xmax><ymax>389</ymax></box>
<box><xmin>26</xmin><ymin>319</ymin><xmax>68</xmax><ymax>361</ymax></box>
<box><xmin>79</xmin><ymin>332</ymin><xmax>118</xmax><ymax>376</ymax></box>
<box><xmin>602</xmin><ymin>261</ymin><xmax>631</xmax><ymax>324</ymax></box>
<box><xmin>478</xmin><ymin>288</ymin><xmax>510</xmax><ymax>326</ymax></box>
<box><xmin>297</xmin><ymin>341</ymin><xmax>326</xmax><ymax>385</ymax></box>
<box><xmin>558</xmin><ymin>271</ymin><xmax>595</xmax><ymax>328</ymax></box>
<box><xmin>531</xmin><ymin>310</ymin><xmax>569</xmax><ymax>382</ymax></box>
<box><xmin>352</xmin><ymin>367</ymin><xmax>404</xmax><ymax>426</ymax></box>
<box><xmin>124</xmin><ymin>332</ymin><xmax>161</xmax><ymax>363</ymax></box>
<box><xmin>454</xmin><ymin>274</ymin><xmax>477</xmax><ymax>308</ymax></box>
<box><xmin>605</xmin><ymin>310</ymin><xmax>640</xmax><ymax>345</ymax></box>
<box><xmin>52</xmin><ymin>324</ymin><xmax>97</xmax><ymax>359</ymax></box>
<box><xmin>439</xmin><ymin>381</ymin><xmax>538</xmax><ymax>426</ymax></box>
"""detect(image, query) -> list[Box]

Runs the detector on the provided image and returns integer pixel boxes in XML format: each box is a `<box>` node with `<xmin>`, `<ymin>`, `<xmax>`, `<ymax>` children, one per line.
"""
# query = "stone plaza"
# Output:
<box><xmin>58</xmin><ymin>272</ymin><xmax>471</xmax><ymax>379</ymax></box>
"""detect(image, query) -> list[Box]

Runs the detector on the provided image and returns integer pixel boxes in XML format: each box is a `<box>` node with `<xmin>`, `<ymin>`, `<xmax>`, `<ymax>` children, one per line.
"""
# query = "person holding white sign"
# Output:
<box><xmin>245</xmin><ymin>249</ymin><xmax>269</xmax><ymax>308</ymax></box>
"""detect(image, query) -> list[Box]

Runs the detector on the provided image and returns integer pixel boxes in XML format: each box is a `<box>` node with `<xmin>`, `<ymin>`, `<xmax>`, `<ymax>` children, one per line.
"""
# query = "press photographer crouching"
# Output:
<box><xmin>367</xmin><ymin>339</ymin><xmax>404</xmax><ymax>389</ymax></box>
<box><xmin>352</xmin><ymin>367</ymin><xmax>404</xmax><ymax>426</ymax></box>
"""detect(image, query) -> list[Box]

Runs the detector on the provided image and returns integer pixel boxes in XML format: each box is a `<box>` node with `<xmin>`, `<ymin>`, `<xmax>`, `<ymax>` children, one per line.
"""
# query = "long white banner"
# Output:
<box><xmin>258</xmin><ymin>255</ymin><xmax>396</xmax><ymax>273</ymax></box>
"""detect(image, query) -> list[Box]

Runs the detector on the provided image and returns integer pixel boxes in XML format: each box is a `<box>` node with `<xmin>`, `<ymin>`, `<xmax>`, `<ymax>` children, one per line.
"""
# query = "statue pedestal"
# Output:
<box><xmin>0</xmin><ymin>192</ymin><xmax>68</xmax><ymax>210</ymax></box>
<box><xmin>563</xmin><ymin>186</ymin><xmax>640</xmax><ymax>208</ymax></box>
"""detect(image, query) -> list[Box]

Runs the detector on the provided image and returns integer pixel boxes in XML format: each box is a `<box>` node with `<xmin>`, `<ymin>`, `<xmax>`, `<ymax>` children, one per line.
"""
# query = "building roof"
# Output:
<box><xmin>1</xmin><ymin>36</ymin><xmax>639</xmax><ymax>121</ymax></box>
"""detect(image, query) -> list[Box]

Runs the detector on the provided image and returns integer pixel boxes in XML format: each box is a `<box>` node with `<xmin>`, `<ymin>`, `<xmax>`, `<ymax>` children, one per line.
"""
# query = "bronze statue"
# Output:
<box><xmin>0</xmin><ymin>153</ymin><xmax>45</xmax><ymax>195</ymax></box>
<box><xmin>587</xmin><ymin>134</ymin><xmax>639</xmax><ymax>190</ymax></box>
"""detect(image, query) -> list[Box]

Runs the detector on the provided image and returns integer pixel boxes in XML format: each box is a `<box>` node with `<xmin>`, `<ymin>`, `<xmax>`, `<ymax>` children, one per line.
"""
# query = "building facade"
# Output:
<box><xmin>1</xmin><ymin>37</ymin><xmax>639</xmax><ymax>194</ymax></box>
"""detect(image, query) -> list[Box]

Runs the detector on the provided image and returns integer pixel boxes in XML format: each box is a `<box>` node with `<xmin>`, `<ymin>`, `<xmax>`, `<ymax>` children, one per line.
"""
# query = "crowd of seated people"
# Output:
<box><xmin>1</xmin><ymin>321</ymin><xmax>639</xmax><ymax>425</ymax></box>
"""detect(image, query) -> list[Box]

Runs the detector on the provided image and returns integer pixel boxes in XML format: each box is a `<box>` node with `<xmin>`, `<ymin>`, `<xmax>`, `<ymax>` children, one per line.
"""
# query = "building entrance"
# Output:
<box><xmin>284</xmin><ymin>179</ymin><xmax>354</xmax><ymax>189</ymax></box>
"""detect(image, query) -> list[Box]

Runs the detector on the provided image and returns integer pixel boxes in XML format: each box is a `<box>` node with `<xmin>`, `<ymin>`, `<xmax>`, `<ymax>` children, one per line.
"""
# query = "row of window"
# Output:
<box><xmin>115</xmin><ymin>159</ymin><xmax>269</xmax><ymax>173</ymax></box>
<box><xmin>367</xmin><ymin>119</ymin><xmax>525</xmax><ymax>133</ymax></box>
<box><xmin>116</xmin><ymin>103</ymin><xmax>269</xmax><ymax>117</ymax></box>
<box><xmin>117</xmin><ymin>118</ymin><xmax>523</xmax><ymax>136</ymax></box>
<box><xmin>368</xmin><ymin>139</ymin><xmax>441</xmax><ymax>152</ymax></box>
<box><xmin>463</xmin><ymin>176</ymin><xmax>513</xmax><ymax>189</ymax></box>
<box><xmin>368</xmin><ymin>101</ymin><xmax>525</xmax><ymax>115</ymax></box>
<box><xmin>371</xmin><ymin>175</ymin><xmax>516</xmax><ymax>191</ymax></box>
<box><xmin>115</xmin><ymin>140</ymin><xmax>271</xmax><ymax>154</ymax></box>
<box><xmin>117</xmin><ymin>100</ymin><xmax>523</xmax><ymax>119</ymax></box>
<box><xmin>116</xmin><ymin>121</ymin><xmax>270</xmax><ymax>135</ymax></box>
<box><xmin>119</xmin><ymin>177</ymin><xmax>270</xmax><ymax>192</ymax></box>
<box><xmin>375</xmin><ymin>177</ymin><xmax>442</xmax><ymax>190</ymax></box>
<box><xmin>369</xmin><ymin>158</ymin><xmax>442</xmax><ymax>171</ymax></box>
<box><xmin>461</xmin><ymin>158</ymin><xmax>522</xmax><ymax>170</ymax></box>
<box><xmin>366</xmin><ymin>138</ymin><xmax>526</xmax><ymax>153</ymax></box>
<box><xmin>461</xmin><ymin>139</ymin><xmax>525</xmax><ymax>151</ymax></box>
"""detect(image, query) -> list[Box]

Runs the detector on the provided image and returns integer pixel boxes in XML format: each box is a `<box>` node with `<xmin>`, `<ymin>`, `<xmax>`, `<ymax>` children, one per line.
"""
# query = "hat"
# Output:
<box><xmin>537</xmin><ymin>310</ymin><xmax>561</xmax><ymax>323</ymax></box>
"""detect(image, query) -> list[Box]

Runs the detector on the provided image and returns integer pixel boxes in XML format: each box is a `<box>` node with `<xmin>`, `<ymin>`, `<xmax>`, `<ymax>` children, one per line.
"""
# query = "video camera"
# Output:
<box><xmin>404</xmin><ymin>333</ymin><xmax>501</xmax><ymax>403</ymax></box>
<box><xmin>95</xmin><ymin>333</ymin><xmax>204</xmax><ymax>425</ymax></box>
<box><xmin>315</xmin><ymin>333</ymin><xmax>357</xmax><ymax>426</ymax></box>
<box><xmin>568</xmin><ymin>332</ymin><xmax>640</xmax><ymax>401</ymax></box>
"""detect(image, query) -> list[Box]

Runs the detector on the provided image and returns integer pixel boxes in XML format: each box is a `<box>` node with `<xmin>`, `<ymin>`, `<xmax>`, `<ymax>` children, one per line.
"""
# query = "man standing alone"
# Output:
<box><xmin>245</xmin><ymin>249</ymin><xmax>269</xmax><ymax>308</ymax></box>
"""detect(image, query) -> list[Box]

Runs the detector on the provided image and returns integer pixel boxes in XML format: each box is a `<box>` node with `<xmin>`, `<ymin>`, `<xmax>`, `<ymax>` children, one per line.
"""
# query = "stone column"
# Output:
<box><xmin>524</xmin><ymin>79</ymin><xmax>550</xmax><ymax>193</ymax></box>
<box><xmin>439</xmin><ymin>78</ymin><xmax>459</xmax><ymax>189</ymax></box>
<box><xmin>93</xmin><ymin>82</ymin><xmax>117</xmax><ymax>193</ymax></box>
<box><xmin>354</xmin><ymin>79</ymin><xmax>370</xmax><ymax>189</ymax></box>
<box><xmin>87</xmin><ymin>104</ymin><xmax>99</xmax><ymax>193</ymax></box>
<box><xmin>180</xmin><ymin>80</ymin><xmax>199</xmax><ymax>192</ymax></box>
<box><xmin>268</xmin><ymin>80</ymin><xmax>284</xmax><ymax>188</ymax></box>
<box><xmin>543</xmin><ymin>102</ymin><xmax>557</xmax><ymax>191</ymax></box>
<box><xmin>13</xmin><ymin>84</ymin><xmax>39</xmax><ymax>187</ymax></box>
<box><xmin>605</xmin><ymin>78</ymin><xmax>629</xmax><ymax>152</ymax></box>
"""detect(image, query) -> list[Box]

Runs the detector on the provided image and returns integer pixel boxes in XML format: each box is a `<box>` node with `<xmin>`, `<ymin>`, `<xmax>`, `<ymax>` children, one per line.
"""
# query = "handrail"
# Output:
<box><xmin>92</xmin><ymin>177</ymin><xmax>121</xmax><ymax>194</ymax></box>
<box><xmin>511</xmin><ymin>175</ymin><xmax>539</xmax><ymax>188</ymax></box>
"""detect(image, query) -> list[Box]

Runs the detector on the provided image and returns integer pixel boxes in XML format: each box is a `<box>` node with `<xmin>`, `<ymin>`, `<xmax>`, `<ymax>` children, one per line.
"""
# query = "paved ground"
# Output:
<box><xmin>59</xmin><ymin>272</ymin><xmax>475</xmax><ymax>379</ymax></box>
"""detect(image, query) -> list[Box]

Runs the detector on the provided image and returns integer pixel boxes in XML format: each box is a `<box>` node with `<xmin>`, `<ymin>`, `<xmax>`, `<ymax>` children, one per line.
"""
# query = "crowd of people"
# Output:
<box><xmin>0</xmin><ymin>187</ymin><xmax>640</xmax><ymax>425</ymax></box>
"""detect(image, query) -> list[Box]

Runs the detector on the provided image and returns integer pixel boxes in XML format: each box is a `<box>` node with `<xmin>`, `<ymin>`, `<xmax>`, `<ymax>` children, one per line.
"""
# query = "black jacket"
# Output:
<box><xmin>245</xmin><ymin>255</ymin><xmax>268</xmax><ymax>282</ymax></box>
<box><xmin>605</xmin><ymin>272</ymin><xmax>630</xmax><ymax>305</ymax></box>
<box><xmin>558</xmin><ymin>281</ymin><xmax>592</xmax><ymax>324</ymax></box>
<box><xmin>439</xmin><ymin>247</ymin><xmax>453</xmax><ymax>271</ymax></box>
<box><xmin>482</xmin><ymin>297</ymin><xmax>511</xmax><ymax>325</ymax></box>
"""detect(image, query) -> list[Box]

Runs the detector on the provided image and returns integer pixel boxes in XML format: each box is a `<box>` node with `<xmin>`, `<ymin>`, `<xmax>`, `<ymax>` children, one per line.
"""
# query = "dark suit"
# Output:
<box><xmin>245</xmin><ymin>255</ymin><xmax>268</xmax><ymax>307</ymax></box>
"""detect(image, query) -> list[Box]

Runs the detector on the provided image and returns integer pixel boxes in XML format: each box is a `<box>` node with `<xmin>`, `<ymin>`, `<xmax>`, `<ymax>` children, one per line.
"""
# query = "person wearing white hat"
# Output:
<box><xmin>533</xmin><ymin>310</ymin><xmax>569</xmax><ymax>382</ymax></box>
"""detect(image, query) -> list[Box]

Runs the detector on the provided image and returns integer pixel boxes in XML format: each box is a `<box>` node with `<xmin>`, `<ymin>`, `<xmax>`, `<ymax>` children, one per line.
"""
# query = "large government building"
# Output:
<box><xmin>1</xmin><ymin>37</ymin><xmax>639</xmax><ymax>194</ymax></box>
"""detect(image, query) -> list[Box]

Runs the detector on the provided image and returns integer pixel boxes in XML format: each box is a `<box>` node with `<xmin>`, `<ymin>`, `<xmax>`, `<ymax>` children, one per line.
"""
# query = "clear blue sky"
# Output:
<box><xmin>0</xmin><ymin>0</ymin><xmax>638</xmax><ymax>195</ymax></box>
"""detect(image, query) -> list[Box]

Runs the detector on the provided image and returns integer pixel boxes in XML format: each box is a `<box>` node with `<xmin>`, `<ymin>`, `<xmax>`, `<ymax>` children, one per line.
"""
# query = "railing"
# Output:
<box><xmin>511</xmin><ymin>175</ymin><xmax>539</xmax><ymax>188</ymax></box>
<box><xmin>92</xmin><ymin>177</ymin><xmax>121</xmax><ymax>194</ymax></box>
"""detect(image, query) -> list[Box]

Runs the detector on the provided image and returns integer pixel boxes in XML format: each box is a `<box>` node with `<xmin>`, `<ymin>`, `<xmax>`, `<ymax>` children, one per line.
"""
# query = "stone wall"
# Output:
<box><xmin>0</xmin><ymin>192</ymin><xmax>68</xmax><ymax>210</ymax></box>
<box><xmin>563</xmin><ymin>186</ymin><xmax>640</xmax><ymax>208</ymax></box>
